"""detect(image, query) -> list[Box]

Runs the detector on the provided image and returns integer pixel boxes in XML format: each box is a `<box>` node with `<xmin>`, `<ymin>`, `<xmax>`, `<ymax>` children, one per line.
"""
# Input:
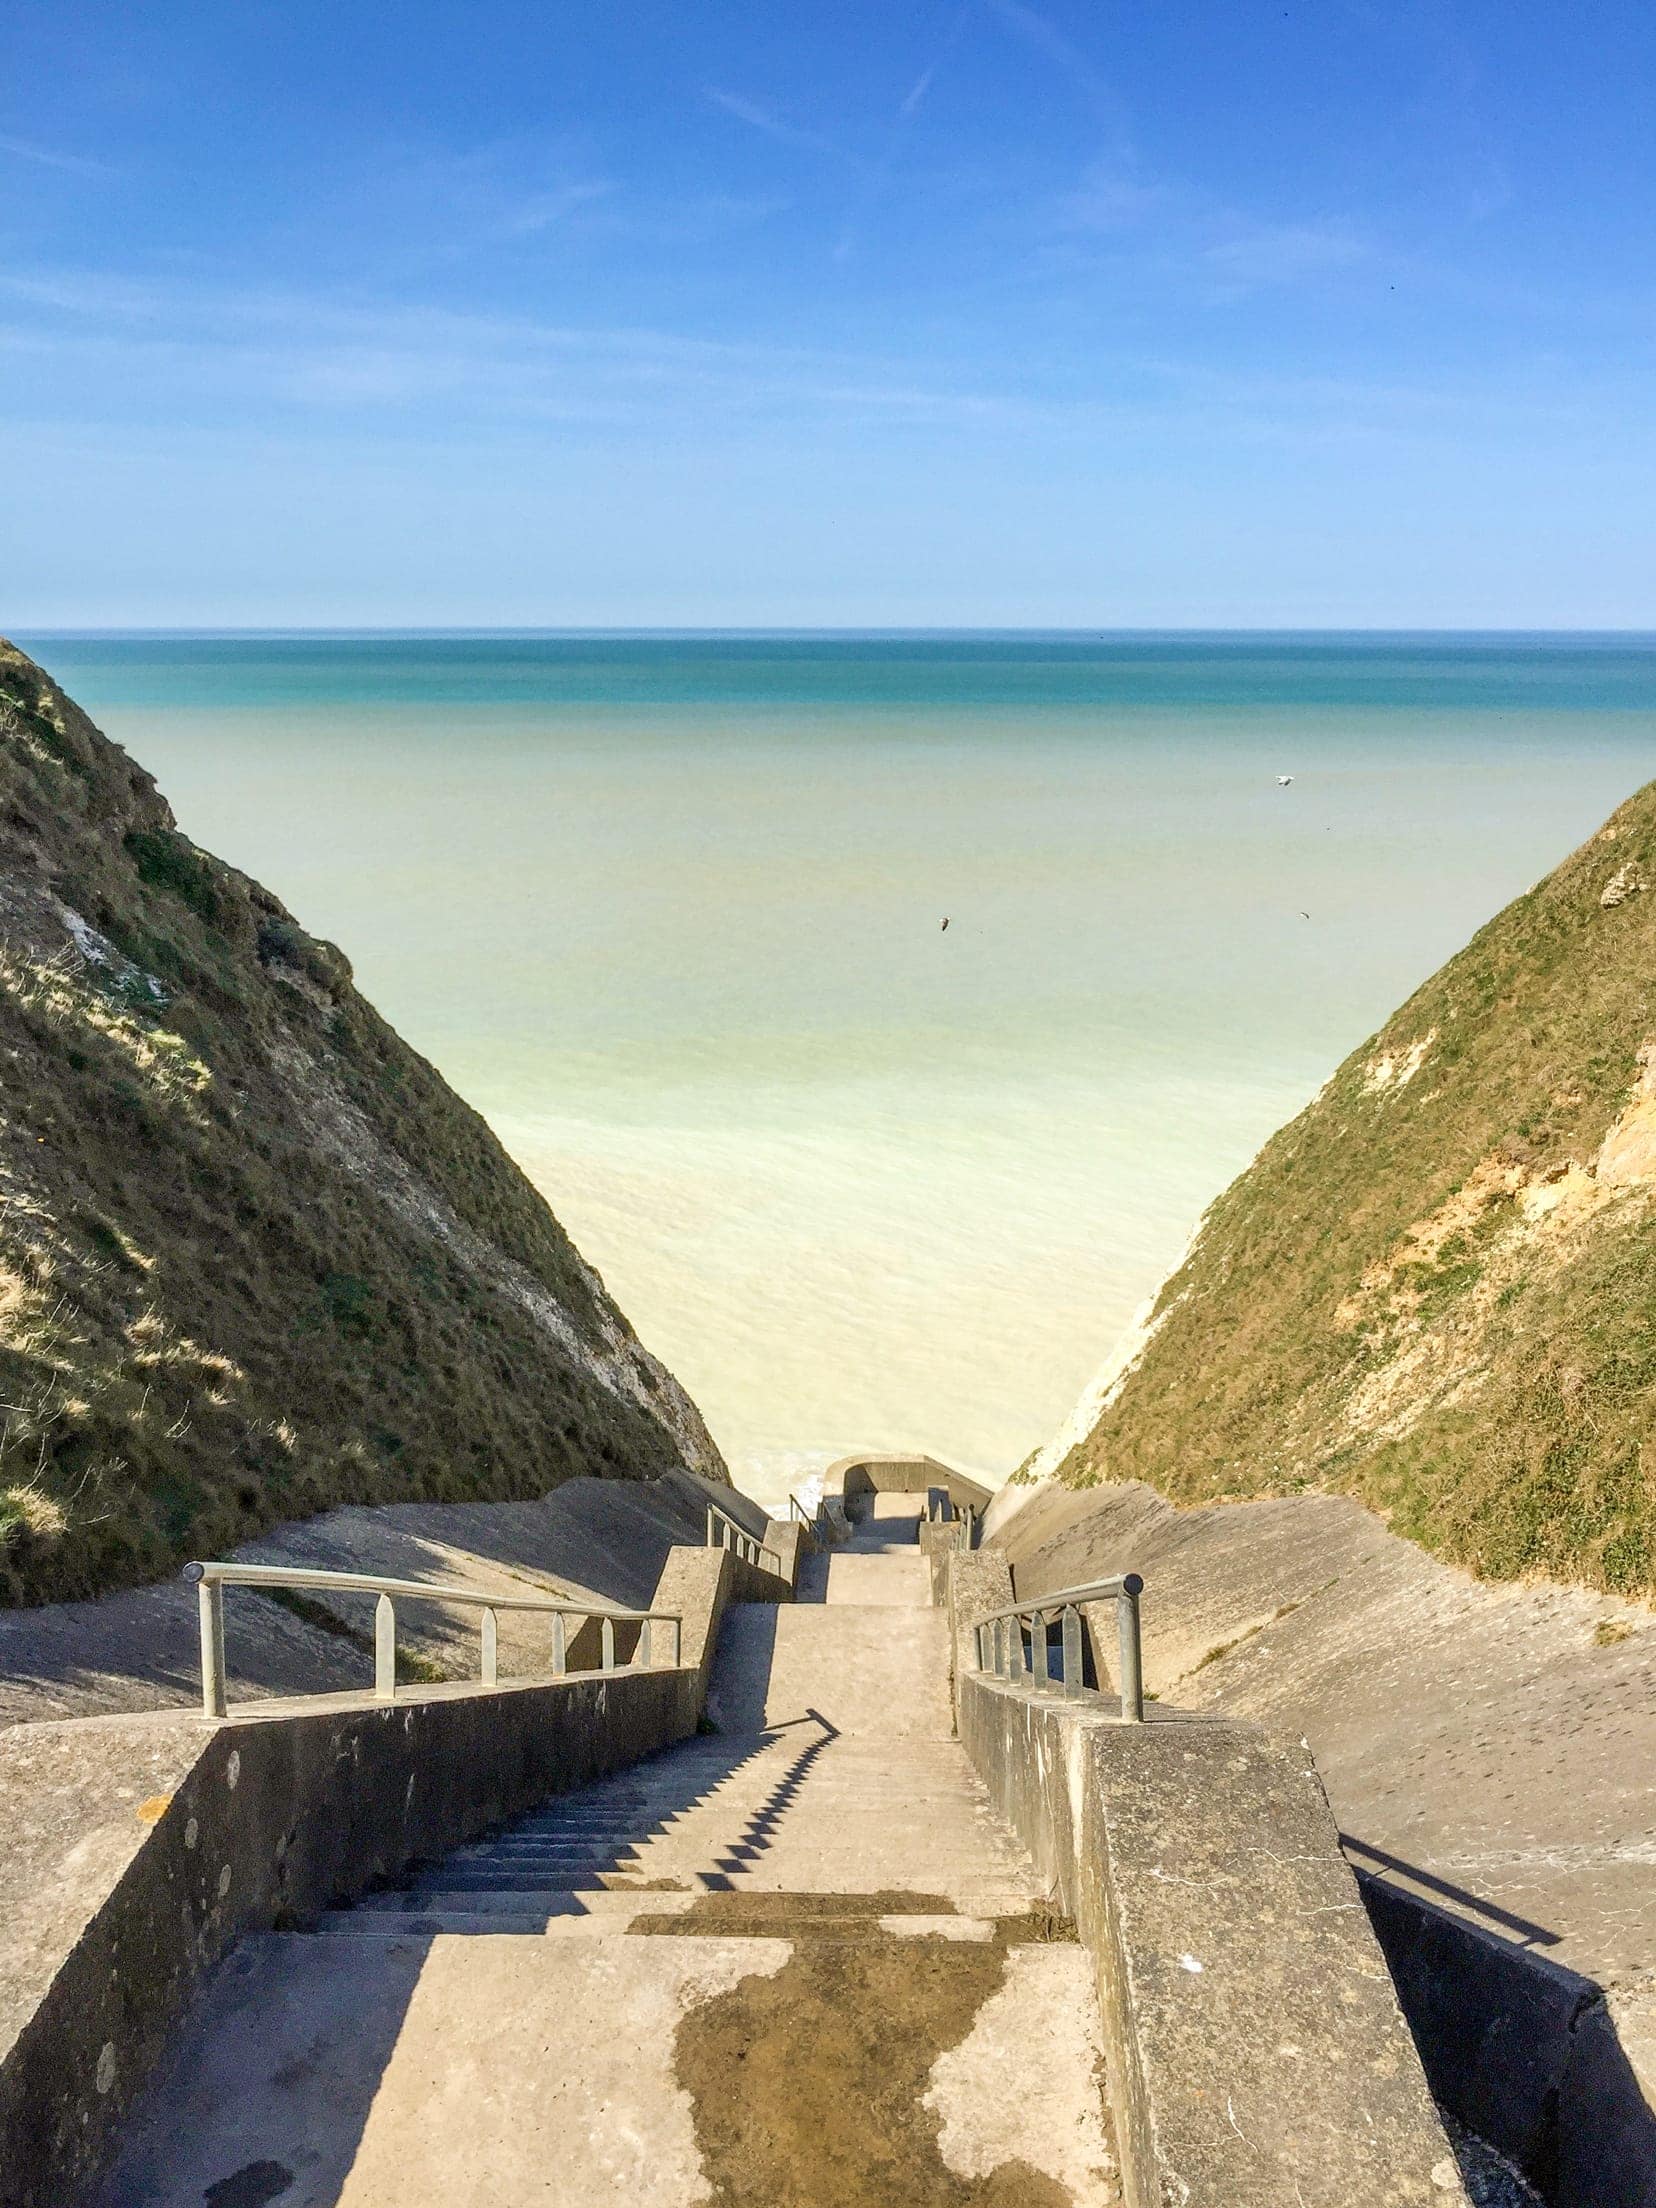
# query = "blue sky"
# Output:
<box><xmin>6</xmin><ymin>0</ymin><xmax>1655</xmax><ymax>626</ymax></box>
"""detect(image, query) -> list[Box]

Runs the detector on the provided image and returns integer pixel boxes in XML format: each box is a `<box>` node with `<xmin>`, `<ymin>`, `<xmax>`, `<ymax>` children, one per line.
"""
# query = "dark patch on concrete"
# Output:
<box><xmin>633</xmin><ymin>1890</ymin><xmax>957</xmax><ymax>1929</ymax></box>
<box><xmin>670</xmin><ymin>1902</ymin><xmax>1089</xmax><ymax>2205</ymax></box>
<box><xmin>630</xmin><ymin>1891</ymin><xmax>1079</xmax><ymax>1948</ymax></box>
<box><xmin>204</xmin><ymin>2160</ymin><xmax>294</xmax><ymax>2208</ymax></box>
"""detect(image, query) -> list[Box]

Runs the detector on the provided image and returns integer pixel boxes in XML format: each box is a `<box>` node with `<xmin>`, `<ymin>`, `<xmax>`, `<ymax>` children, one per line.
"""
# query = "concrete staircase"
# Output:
<box><xmin>95</xmin><ymin>1497</ymin><xmax>1121</xmax><ymax>2207</ymax></box>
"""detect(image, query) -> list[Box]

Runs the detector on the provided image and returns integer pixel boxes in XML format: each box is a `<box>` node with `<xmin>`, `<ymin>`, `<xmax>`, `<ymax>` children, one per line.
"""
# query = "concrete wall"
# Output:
<box><xmin>988</xmin><ymin>1476</ymin><xmax>1656</xmax><ymax>2204</ymax></box>
<box><xmin>1359</xmin><ymin>1875</ymin><xmax>1656</xmax><ymax>2208</ymax></box>
<box><xmin>761</xmin><ymin>1519</ymin><xmax>808</xmax><ymax>1592</ymax></box>
<box><xmin>918</xmin><ymin>1519</ymin><xmax>967</xmax><ymax>1606</ymax></box>
<box><xmin>824</xmin><ymin>1453</ymin><xmax>994</xmax><ymax>1520</ymax></box>
<box><xmin>957</xmin><ymin>1669</ymin><xmax>1468</xmax><ymax>2208</ymax></box>
<box><xmin>0</xmin><ymin>1541</ymin><xmax>752</xmax><ymax>2208</ymax></box>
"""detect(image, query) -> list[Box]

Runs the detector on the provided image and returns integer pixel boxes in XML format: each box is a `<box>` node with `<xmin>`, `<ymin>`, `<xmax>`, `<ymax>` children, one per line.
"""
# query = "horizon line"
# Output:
<box><xmin>16</xmin><ymin>624</ymin><xmax>1656</xmax><ymax>642</ymax></box>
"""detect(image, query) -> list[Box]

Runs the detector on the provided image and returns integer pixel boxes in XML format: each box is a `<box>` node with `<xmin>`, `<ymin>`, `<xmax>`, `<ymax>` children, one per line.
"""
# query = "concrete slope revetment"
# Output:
<box><xmin>92</xmin><ymin>1497</ymin><xmax>1123</xmax><ymax>2208</ymax></box>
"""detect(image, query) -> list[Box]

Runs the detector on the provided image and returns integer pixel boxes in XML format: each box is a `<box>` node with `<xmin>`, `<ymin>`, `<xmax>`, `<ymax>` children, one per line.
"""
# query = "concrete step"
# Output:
<box><xmin>431</xmin><ymin>1825</ymin><xmax>1035</xmax><ymax>1859</ymax></box>
<box><xmin>464</xmin><ymin>1813</ymin><xmax>1027</xmax><ymax>1852</ymax></box>
<box><xmin>315</xmin><ymin>1906</ymin><xmax>1011</xmax><ymax>1943</ymax></box>
<box><xmin>366</xmin><ymin>1881</ymin><xmax>1037</xmax><ymax>1916</ymax></box>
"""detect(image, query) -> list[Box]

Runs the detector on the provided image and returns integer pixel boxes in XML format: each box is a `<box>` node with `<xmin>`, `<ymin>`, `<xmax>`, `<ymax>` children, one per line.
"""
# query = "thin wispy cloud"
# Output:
<box><xmin>1054</xmin><ymin>156</ymin><xmax>1370</xmax><ymax>300</ymax></box>
<box><xmin>981</xmin><ymin>0</ymin><xmax>1127</xmax><ymax>125</ymax></box>
<box><xmin>899</xmin><ymin>63</ymin><xmax>938</xmax><ymax>120</ymax></box>
<box><xmin>0</xmin><ymin>134</ymin><xmax>117</xmax><ymax>179</ymax></box>
<box><xmin>1204</xmin><ymin>220</ymin><xmax>1366</xmax><ymax>290</ymax></box>
<box><xmin>706</xmin><ymin>90</ymin><xmax>841</xmax><ymax>159</ymax></box>
<box><xmin>3</xmin><ymin>257</ymin><xmax>1608</xmax><ymax>452</ymax></box>
<box><xmin>499</xmin><ymin>180</ymin><xmax>614</xmax><ymax>237</ymax></box>
<box><xmin>1061</xmin><ymin>162</ymin><xmax>1169</xmax><ymax>233</ymax></box>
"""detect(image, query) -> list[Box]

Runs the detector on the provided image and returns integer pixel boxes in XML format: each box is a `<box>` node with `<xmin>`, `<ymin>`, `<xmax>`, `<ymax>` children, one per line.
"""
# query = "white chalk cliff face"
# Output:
<box><xmin>0</xmin><ymin>639</ymin><xmax>725</xmax><ymax>1609</ymax></box>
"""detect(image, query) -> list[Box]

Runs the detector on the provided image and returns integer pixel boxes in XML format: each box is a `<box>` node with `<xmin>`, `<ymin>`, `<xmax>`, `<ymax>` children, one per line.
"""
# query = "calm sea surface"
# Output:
<box><xmin>23</xmin><ymin>633</ymin><xmax>1656</xmax><ymax>1502</ymax></box>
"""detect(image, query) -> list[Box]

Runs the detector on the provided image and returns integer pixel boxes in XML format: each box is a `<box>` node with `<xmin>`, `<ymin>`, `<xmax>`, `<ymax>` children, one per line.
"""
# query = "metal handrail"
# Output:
<box><xmin>182</xmin><ymin>1559</ymin><xmax>683</xmax><ymax>1720</ymax></box>
<box><xmin>703</xmin><ymin>1501</ymin><xmax>784</xmax><ymax>1573</ymax></box>
<box><xmin>972</xmin><ymin>1573</ymin><xmax>1144</xmax><ymax>1723</ymax></box>
<box><xmin>787</xmin><ymin>1491</ymin><xmax>823</xmax><ymax>1529</ymax></box>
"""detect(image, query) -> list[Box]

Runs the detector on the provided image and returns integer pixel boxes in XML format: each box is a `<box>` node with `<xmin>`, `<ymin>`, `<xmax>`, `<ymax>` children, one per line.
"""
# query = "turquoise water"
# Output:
<box><xmin>23</xmin><ymin>632</ymin><xmax>1656</xmax><ymax>1501</ymax></box>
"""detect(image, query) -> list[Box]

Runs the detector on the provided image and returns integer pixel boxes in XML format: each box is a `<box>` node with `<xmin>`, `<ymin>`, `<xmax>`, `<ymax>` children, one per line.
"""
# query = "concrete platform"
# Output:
<box><xmin>95</xmin><ymin>1924</ymin><xmax>1118</xmax><ymax>2208</ymax></box>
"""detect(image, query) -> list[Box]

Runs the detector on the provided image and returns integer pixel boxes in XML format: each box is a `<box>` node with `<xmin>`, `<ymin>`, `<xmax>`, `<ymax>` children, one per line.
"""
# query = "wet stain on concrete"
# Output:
<box><xmin>666</xmin><ymin>1894</ymin><xmax>1100</xmax><ymax>2205</ymax></box>
<box><xmin>203</xmin><ymin>2160</ymin><xmax>294</xmax><ymax>2208</ymax></box>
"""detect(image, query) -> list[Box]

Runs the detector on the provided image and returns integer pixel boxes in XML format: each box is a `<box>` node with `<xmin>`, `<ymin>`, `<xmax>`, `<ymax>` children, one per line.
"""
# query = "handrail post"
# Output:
<box><xmin>198</xmin><ymin>1576</ymin><xmax>227</xmax><ymax>1719</ymax></box>
<box><xmin>550</xmin><ymin>1613</ymin><xmax>568</xmax><ymax>1675</ymax></box>
<box><xmin>1030</xmin><ymin>1608</ymin><xmax>1049</xmax><ymax>1684</ymax></box>
<box><xmin>601</xmin><ymin>1617</ymin><xmax>616</xmax><ymax>1674</ymax></box>
<box><xmin>1008</xmin><ymin>1614</ymin><xmax>1026</xmax><ymax>1680</ymax></box>
<box><xmin>639</xmin><ymin>1616</ymin><xmax>653</xmax><ymax>1669</ymax></box>
<box><xmin>480</xmin><ymin>1605</ymin><xmax>498</xmax><ymax>1687</ymax></box>
<box><xmin>375</xmin><ymin>1593</ymin><xmax>396</xmax><ymax>1701</ymax></box>
<box><xmin>1117</xmin><ymin>1577</ymin><xmax>1144</xmax><ymax>1723</ymax></box>
<box><xmin>668</xmin><ymin>1615</ymin><xmax>682</xmax><ymax>1667</ymax></box>
<box><xmin>1061</xmin><ymin>1604</ymin><xmax>1083</xmax><ymax>1696</ymax></box>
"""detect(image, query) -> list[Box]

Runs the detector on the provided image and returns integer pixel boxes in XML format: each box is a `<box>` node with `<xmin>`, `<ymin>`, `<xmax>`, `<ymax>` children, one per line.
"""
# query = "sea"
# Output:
<box><xmin>22</xmin><ymin>631</ymin><xmax>1656</xmax><ymax>1508</ymax></box>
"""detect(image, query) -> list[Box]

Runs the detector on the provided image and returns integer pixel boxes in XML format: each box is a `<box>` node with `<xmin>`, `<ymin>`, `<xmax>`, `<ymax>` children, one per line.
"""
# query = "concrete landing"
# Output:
<box><xmin>796</xmin><ymin>1487</ymin><xmax>931</xmax><ymax>1605</ymax></box>
<box><xmin>96</xmin><ymin>1918</ymin><xmax>1118</xmax><ymax>2208</ymax></box>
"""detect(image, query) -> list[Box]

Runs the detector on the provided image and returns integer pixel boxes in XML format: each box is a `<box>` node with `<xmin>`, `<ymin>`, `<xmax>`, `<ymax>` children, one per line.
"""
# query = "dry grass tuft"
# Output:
<box><xmin>0</xmin><ymin>639</ymin><xmax>724</xmax><ymax>1608</ymax></box>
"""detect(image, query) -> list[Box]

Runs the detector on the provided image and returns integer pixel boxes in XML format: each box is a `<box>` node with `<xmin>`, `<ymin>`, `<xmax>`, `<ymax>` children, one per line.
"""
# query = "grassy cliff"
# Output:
<box><xmin>0</xmin><ymin>641</ymin><xmax>724</xmax><ymax>1607</ymax></box>
<box><xmin>1059</xmin><ymin>785</ymin><xmax>1656</xmax><ymax>1599</ymax></box>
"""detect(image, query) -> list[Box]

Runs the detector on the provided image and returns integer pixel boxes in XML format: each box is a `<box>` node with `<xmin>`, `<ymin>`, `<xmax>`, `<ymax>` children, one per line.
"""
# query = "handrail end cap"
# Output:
<box><xmin>181</xmin><ymin>1561</ymin><xmax>206</xmax><ymax>1584</ymax></box>
<box><xmin>1122</xmin><ymin>1572</ymin><xmax>1144</xmax><ymax>1597</ymax></box>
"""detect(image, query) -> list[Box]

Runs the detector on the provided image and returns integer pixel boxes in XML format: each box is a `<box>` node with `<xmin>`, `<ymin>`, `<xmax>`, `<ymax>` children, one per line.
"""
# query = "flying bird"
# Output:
<box><xmin>940</xmin><ymin>917</ymin><xmax>950</xmax><ymax>931</ymax></box>
<box><xmin>1276</xmin><ymin>774</ymin><xmax>1294</xmax><ymax>787</ymax></box>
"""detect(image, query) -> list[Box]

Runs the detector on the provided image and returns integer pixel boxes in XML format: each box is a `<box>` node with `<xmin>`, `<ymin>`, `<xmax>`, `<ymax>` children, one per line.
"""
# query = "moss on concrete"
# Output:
<box><xmin>669</xmin><ymin>1901</ymin><xmax>1090</xmax><ymax>2206</ymax></box>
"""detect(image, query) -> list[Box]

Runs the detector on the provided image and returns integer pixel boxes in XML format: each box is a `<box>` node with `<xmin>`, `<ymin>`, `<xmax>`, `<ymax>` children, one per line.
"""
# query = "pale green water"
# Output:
<box><xmin>25</xmin><ymin>634</ymin><xmax>1656</xmax><ymax>1503</ymax></box>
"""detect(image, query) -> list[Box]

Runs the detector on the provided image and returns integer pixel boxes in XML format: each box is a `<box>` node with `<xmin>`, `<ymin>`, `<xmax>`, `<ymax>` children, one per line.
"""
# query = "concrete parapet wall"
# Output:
<box><xmin>918</xmin><ymin>1519</ymin><xmax>967</xmax><ymax>1607</ymax></box>
<box><xmin>1</xmin><ymin>1541</ymin><xmax>747</xmax><ymax>2208</ymax></box>
<box><xmin>1358</xmin><ymin>1873</ymin><xmax>1656</xmax><ymax>2208</ymax></box>
<box><xmin>942</xmin><ymin>1546</ymin><xmax>1013</xmax><ymax>1722</ymax></box>
<box><xmin>759</xmin><ymin>1520</ymin><xmax>807</xmax><ymax>1592</ymax></box>
<box><xmin>957</xmin><ymin>1669</ymin><xmax>1468</xmax><ymax>2208</ymax></box>
<box><xmin>824</xmin><ymin>1452</ymin><xmax>994</xmax><ymax>1520</ymax></box>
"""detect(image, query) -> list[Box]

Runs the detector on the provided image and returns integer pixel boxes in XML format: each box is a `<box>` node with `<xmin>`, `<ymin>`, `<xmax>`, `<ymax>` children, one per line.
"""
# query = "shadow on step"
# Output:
<box><xmin>91</xmin><ymin>1929</ymin><xmax>439</xmax><ymax>2208</ymax></box>
<box><xmin>361</xmin><ymin>1710</ymin><xmax>843</xmax><ymax>1931</ymax></box>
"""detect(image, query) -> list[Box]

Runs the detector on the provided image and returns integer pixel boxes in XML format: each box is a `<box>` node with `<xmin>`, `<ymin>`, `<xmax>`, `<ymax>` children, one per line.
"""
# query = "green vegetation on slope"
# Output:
<box><xmin>1060</xmin><ymin>789</ymin><xmax>1656</xmax><ymax>1599</ymax></box>
<box><xmin>0</xmin><ymin>642</ymin><xmax>724</xmax><ymax>1607</ymax></box>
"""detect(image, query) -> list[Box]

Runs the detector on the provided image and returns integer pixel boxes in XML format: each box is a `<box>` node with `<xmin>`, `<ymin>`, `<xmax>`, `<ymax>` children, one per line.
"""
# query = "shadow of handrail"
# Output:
<box><xmin>1339</xmin><ymin>1832</ymin><xmax>1561</xmax><ymax>1950</ymax></box>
